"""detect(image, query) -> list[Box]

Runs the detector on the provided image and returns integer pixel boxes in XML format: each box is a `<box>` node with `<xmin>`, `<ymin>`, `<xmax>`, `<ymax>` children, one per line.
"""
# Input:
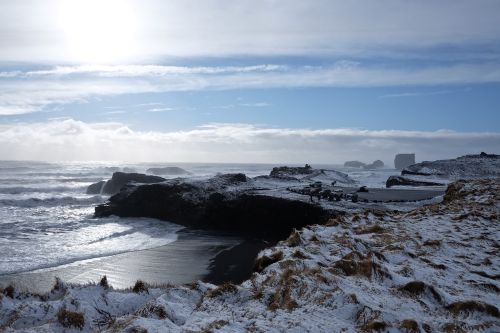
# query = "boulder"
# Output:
<box><xmin>146</xmin><ymin>167</ymin><xmax>191</xmax><ymax>176</ymax></box>
<box><xmin>344</xmin><ymin>161</ymin><xmax>366</xmax><ymax>168</ymax></box>
<box><xmin>395</xmin><ymin>154</ymin><xmax>416</xmax><ymax>170</ymax></box>
<box><xmin>97</xmin><ymin>172</ymin><xmax>166</xmax><ymax>195</ymax></box>
<box><xmin>386</xmin><ymin>176</ymin><xmax>444</xmax><ymax>188</ymax></box>
<box><xmin>86</xmin><ymin>180</ymin><xmax>106</xmax><ymax>194</ymax></box>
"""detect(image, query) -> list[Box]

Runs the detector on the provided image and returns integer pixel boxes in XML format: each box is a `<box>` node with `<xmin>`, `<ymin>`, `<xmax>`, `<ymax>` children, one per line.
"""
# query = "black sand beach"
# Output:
<box><xmin>0</xmin><ymin>229</ymin><xmax>249</xmax><ymax>293</ymax></box>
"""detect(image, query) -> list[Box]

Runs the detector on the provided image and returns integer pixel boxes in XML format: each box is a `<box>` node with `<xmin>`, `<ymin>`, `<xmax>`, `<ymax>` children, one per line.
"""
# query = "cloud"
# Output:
<box><xmin>2</xmin><ymin>62</ymin><xmax>500</xmax><ymax>115</ymax></box>
<box><xmin>0</xmin><ymin>119</ymin><xmax>498</xmax><ymax>163</ymax></box>
<box><xmin>378</xmin><ymin>88</ymin><xmax>472</xmax><ymax>99</ymax></box>
<box><xmin>147</xmin><ymin>107</ymin><xmax>175</xmax><ymax>112</ymax></box>
<box><xmin>1</xmin><ymin>0</ymin><xmax>499</xmax><ymax>62</ymax></box>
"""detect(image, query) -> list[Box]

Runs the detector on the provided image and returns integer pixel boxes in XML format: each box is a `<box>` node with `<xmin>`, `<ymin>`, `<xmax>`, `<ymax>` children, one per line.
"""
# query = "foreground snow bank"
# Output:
<box><xmin>1</xmin><ymin>179</ymin><xmax>498</xmax><ymax>332</ymax></box>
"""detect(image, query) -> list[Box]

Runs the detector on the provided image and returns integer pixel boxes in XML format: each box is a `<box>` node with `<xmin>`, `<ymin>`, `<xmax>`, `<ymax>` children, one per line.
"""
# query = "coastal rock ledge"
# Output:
<box><xmin>95</xmin><ymin>173</ymin><xmax>331</xmax><ymax>239</ymax></box>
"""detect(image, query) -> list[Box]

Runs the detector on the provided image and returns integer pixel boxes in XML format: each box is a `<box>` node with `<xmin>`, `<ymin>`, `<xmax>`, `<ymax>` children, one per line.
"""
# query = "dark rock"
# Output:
<box><xmin>395</xmin><ymin>153</ymin><xmax>416</xmax><ymax>170</ymax></box>
<box><xmin>95</xmin><ymin>174</ymin><xmax>330</xmax><ymax>239</ymax></box>
<box><xmin>357</xmin><ymin>186</ymin><xmax>369</xmax><ymax>193</ymax></box>
<box><xmin>146</xmin><ymin>167</ymin><xmax>190</xmax><ymax>176</ymax></box>
<box><xmin>213</xmin><ymin>173</ymin><xmax>248</xmax><ymax>184</ymax></box>
<box><xmin>363</xmin><ymin>160</ymin><xmax>384</xmax><ymax>170</ymax></box>
<box><xmin>86</xmin><ymin>180</ymin><xmax>106</xmax><ymax>194</ymax></box>
<box><xmin>386</xmin><ymin>176</ymin><xmax>444</xmax><ymax>188</ymax></box>
<box><xmin>101</xmin><ymin>172</ymin><xmax>166</xmax><ymax>195</ymax></box>
<box><xmin>270</xmin><ymin>164</ymin><xmax>314</xmax><ymax>178</ymax></box>
<box><xmin>344</xmin><ymin>161</ymin><xmax>366</xmax><ymax>168</ymax></box>
<box><xmin>479</xmin><ymin>152</ymin><xmax>499</xmax><ymax>158</ymax></box>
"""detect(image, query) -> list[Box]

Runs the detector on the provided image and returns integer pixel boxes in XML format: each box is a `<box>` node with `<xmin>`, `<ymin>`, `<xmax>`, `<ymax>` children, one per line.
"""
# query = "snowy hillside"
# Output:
<box><xmin>1</xmin><ymin>179</ymin><xmax>498</xmax><ymax>332</ymax></box>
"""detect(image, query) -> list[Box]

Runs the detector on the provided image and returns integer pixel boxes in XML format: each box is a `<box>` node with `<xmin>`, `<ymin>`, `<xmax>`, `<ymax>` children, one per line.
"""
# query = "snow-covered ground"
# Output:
<box><xmin>1</xmin><ymin>179</ymin><xmax>498</xmax><ymax>332</ymax></box>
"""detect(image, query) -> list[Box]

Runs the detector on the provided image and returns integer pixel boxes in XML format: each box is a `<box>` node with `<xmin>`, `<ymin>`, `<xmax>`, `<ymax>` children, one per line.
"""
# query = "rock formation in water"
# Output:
<box><xmin>95</xmin><ymin>173</ymin><xmax>330</xmax><ymax>239</ymax></box>
<box><xmin>343</xmin><ymin>161</ymin><xmax>366</xmax><ymax>168</ymax></box>
<box><xmin>87</xmin><ymin>172</ymin><xmax>166</xmax><ymax>195</ymax></box>
<box><xmin>363</xmin><ymin>160</ymin><xmax>384</xmax><ymax>170</ymax></box>
<box><xmin>146</xmin><ymin>167</ymin><xmax>191</xmax><ymax>176</ymax></box>
<box><xmin>86</xmin><ymin>180</ymin><xmax>106</xmax><ymax>194</ymax></box>
<box><xmin>394</xmin><ymin>153</ymin><xmax>416</xmax><ymax>170</ymax></box>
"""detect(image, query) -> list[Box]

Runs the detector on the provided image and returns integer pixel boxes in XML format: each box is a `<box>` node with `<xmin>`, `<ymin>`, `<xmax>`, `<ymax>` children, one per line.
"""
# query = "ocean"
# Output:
<box><xmin>0</xmin><ymin>161</ymin><xmax>398</xmax><ymax>277</ymax></box>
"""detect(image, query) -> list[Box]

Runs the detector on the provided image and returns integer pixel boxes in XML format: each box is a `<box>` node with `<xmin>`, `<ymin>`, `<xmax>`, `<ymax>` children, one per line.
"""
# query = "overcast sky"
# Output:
<box><xmin>0</xmin><ymin>0</ymin><xmax>499</xmax><ymax>163</ymax></box>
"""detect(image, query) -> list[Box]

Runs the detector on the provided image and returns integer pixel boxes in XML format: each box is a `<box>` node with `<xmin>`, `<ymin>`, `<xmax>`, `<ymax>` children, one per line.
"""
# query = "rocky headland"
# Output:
<box><xmin>2</xmin><ymin>178</ymin><xmax>498</xmax><ymax>332</ymax></box>
<box><xmin>386</xmin><ymin>153</ymin><xmax>500</xmax><ymax>188</ymax></box>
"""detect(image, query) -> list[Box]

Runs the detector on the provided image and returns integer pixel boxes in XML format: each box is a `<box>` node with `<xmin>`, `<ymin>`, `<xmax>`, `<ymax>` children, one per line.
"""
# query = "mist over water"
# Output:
<box><xmin>0</xmin><ymin>160</ymin><xmax>396</xmax><ymax>275</ymax></box>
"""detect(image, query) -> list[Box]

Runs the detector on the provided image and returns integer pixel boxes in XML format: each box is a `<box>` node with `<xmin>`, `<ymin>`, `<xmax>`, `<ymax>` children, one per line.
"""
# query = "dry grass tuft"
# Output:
<box><xmin>355</xmin><ymin>224</ymin><xmax>385</xmax><ymax>235</ymax></box>
<box><xmin>268</xmin><ymin>269</ymin><xmax>298</xmax><ymax>311</ymax></box>
<box><xmin>57</xmin><ymin>307</ymin><xmax>85</xmax><ymax>330</ymax></box>
<box><xmin>2</xmin><ymin>285</ymin><xmax>15</xmax><ymax>298</ymax></box>
<box><xmin>254</xmin><ymin>251</ymin><xmax>283</xmax><ymax>272</ymax></box>
<box><xmin>136</xmin><ymin>302</ymin><xmax>167</xmax><ymax>319</ymax></box>
<box><xmin>132</xmin><ymin>280</ymin><xmax>148</xmax><ymax>294</ymax></box>
<box><xmin>442</xmin><ymin>323</ymin><xmax>466</xmax><ymax>333</ymax></box>
<box><xmin>331</xmin><ymin>252</ymin><xmax>390</xmax><ymax>280</ymax></box>
<box><xmin>202</xmin><ymin>319</ymin><xmax>229</xmax><ymax>332</ymax></box>
<box><xmin>399</xmin><ymin>281</ymin><xmax>441</xmax><ymax>302</ymax></box>
<box><xmin>443</xmin><ymin>181</ymin><xmax>465</xmax><ymax>203</ymax></box>
<box><xmin>52</xmin><ymin>277</ymin><xmax>66</xmax><ymax>293</ymax></box>
<box><xmin>99</xmin><ymin>275</ymin><xmax>109</xmax><ymax>289</ymax></box>
<box><xmin>361</xmin><ymin>320</ymin><xmax>388</xmax><ymax>331</ymax></box>
<box><xmin>400</xmin><ymin>319</ymin><xmax>420</xmax><ymax>333</ymax></box>
<box><xmin>446</xmin><ymin>300</ymin><xmax>499</xmax><ymax>317</ymax></box>
<box><xmin>423</xmin><ymin>239</ymin><xmax>441</xmax><ymax>247</ymax></box>
<box><xmin>309</xmin><ymin>234</ymin><xmax>320</xmax><ymax>242</ymax></box>
<box><xmin>286</xmin><ymin>229</ymin><xmax>302</xmax><ymax>247</ymax></box>
<box><xmin>292</xmin><ymin>250</ymin><xmax>309</xmax><ymax>259</ymax></box>
<box><xmin>207</xmin><ymin>282</ymin><xmax>238</xmax><ymax>298</ymax></box>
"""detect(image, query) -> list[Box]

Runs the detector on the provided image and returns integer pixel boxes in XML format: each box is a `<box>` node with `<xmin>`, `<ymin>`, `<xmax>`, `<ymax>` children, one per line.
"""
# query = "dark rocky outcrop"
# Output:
<box><xmin>95</xmin><ymin>173</ymin><xmax>330</xmax><ymax>239</ymax></box>
<box><xmin>146</xmin><ymin>167</ymin><xmax>191</xmax><ymax>176</ymax></box>
<box><xmin>388</xmin><ymin>153</ymin><xmax>500</xmax><ymax>188</ymax></box>
<box><xmin>87</xmin><ymin>172</ymin><xmax>166</xmax><ymax>195</ymax></box>
<box><xmin>386</xmin><ymin>176</ymin><xmax>445</xmax><ymax>188</ymax></box>
<box><xmin>402</xmin><ymin>153</ymin><xmax>500</xmax><ymax>179</ymax></box>
<box><xmin>363</xmin><ymin>160</ymin><xmax>384</xmax><ymax>170</ymax></box>
<box><xmin>86</xmin><ymin>181</ymin><xmax>106</xmax><ymax>194</ymax></box>
<box><xmin>344</xmin><ymin>161</ymin><xmax>366</xmax><ymax>168</ymax></box>
<box><xmin>270</xmin><ymin>164</ymin><xmax>313</xmax><ymax>178</ymax></box>
<box><xmin>394</xmin><ymin>153</ymin><xmax>416</xmax><ymax>170</ymax></box>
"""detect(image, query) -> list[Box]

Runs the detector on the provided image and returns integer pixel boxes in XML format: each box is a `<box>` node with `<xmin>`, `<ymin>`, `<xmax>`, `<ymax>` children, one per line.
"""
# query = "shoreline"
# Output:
<box><xmin>0</xmin><ymin>228</ymin><xmax>252</xmax><ymax>293</ymax></box>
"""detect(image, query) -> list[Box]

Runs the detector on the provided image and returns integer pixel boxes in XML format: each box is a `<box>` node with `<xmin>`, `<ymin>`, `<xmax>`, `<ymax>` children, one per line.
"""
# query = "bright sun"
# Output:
<box><xmin>58</xmin><ymin>0</ymin><xmax>138</xmax><ymax>63</ymax></box>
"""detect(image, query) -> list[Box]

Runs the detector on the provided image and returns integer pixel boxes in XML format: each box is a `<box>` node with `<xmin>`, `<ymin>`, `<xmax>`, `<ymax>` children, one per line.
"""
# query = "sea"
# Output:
<box><xmin>0</xmin><ymin>161</ymin><xmax>398</xmax><ymax>276</ymax></box>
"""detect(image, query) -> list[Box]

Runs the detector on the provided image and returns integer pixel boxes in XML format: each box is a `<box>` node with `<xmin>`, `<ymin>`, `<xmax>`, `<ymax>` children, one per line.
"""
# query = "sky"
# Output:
<box><xmin>0</xmin><ymin>0</ymin><xmax>499</xmax><ymax>164</ymax></box>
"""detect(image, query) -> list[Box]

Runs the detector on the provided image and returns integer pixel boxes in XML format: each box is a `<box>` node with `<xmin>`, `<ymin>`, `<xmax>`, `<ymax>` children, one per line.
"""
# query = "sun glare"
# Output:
<box><xmin>58</xmin><ymin>0</ymin><xmax>138</xmax><ymax>63</ymax></box>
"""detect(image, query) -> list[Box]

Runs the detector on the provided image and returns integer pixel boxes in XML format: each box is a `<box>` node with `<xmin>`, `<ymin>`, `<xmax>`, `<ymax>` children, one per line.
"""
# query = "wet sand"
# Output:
<box><xmin>0</xmin><ymin>229</ymin><xmax>247</xmax><ymax>293</ymax></box>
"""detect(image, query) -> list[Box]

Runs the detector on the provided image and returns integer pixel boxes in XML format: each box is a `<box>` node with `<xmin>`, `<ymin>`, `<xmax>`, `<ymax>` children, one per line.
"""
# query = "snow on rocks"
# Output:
<box><xmin>1</xmin><ymin>179</ymin><xmax>498</xmax><ymax>332</ymax></box>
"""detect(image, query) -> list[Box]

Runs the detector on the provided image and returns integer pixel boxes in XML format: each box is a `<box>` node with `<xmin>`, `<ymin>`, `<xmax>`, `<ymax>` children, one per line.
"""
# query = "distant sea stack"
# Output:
<box><xmin>146</xmin><ymin>166</ymin><xmax>191</xmax><ymax>176</ymax></box>
<box><xmin>394</xmin><ymin>153</ymin><xmax>415</xmax><ymax>170</ymax></box>
<box><xmin>362</xmin><ymin>160</ymin><xmax>384</xmax><ymax>170</ymax></box>
<box><xmin>344</xmin><ymin>161</ymin><xmax>366</xmax><ymax>168</ymax></box>
<box><xmin>87</xmin><ymin>172</ymin><xmax>166</xmax><ymax>195</ymax></box>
